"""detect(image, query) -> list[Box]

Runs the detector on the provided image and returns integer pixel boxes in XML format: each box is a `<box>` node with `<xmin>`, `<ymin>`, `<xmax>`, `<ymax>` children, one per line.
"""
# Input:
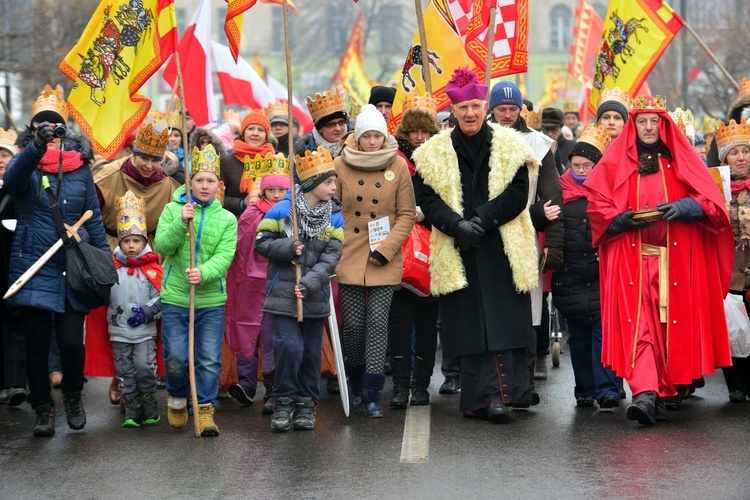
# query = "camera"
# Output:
<box><xmin>52</xmin><ymin>123</ymin><xmax>66</xmax><ymax>138</ymax></box>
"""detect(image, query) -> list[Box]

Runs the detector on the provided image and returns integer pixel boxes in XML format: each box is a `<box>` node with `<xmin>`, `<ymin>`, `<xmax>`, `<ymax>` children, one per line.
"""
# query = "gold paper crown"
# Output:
<box><xmin>134</xmin><ymin>124</ymin><xmax>169</xmax><ymax>157</ymax></box>
<box><xmin>244</xmin><ymin>151</ymin><xmax>290</xmax><ymax>178</ymax></box>
<box><xmin>31</xmin><ymin>84</ymin><xmax>68</xmax><ymax>123</ymax></box>
<box><xmin>596</xmin><ymin>87</ymin><xmax>631</xmax><ymax>111</ymax></box>
<box><xmin>295</xmin><ymin>147</ymin><xmax>335</xmax><ymax>182</ymax></box>
<box><xmin>577</xmin><ymin>124</ymin><xmax>612</xmax><ymax>154</ymax></box>
<box><xmin>306</xmin><ymin>85</ymin><xmax>348</xmax><ymax>122</ymax></box>
<box><xmin>115</xmin><ymin>190</ymin><xmax>147</xmax><ymax>241</ymax></box>
<box><xmin>265</xmin><ymin>100</ymin><xmax>289</xmax><ymax>120</ymax></box>
<box><xmin>403</xmin><ymin>92</ymin><xmax>437</xmax><ymax>116</ymax></box>
<box><xmin>563</xmin><ymin>99</ymin><xmax>578</xmax><ymax>114</ymax></box>
<box><xmin>524</xmin><ymin>106</ymin><xmax>542</xmax><ymax>130</ymax></box>
<box><xmin>146</xmin><ymin>108</ymin><xmax>166</xmax><ymax>125</ymax></box>
<box><xmin>738</xmin><ymin>77</ymin><xmax>750</xmax><ymax>99</ymax></box>
<box><xmin>223</xmin><ymin>109</ymin><xmax>241</xmax><ymax>122</ymax></box>
<box><xmin>668</xmin><ymin>107</ymin><xmax>695</xmax><ymax>143</ymax></box>
<box><xmin>715</xmin><ymin>119</ymin><xmax>750</xmax><ymax>151</ymax></box>
<box><xmin>190</xmin><ymin>144</ymin><xmax>220</xmax><ymax>178</ymax></box>
<box><xmin>631</xmin><ymin>95</ymin><xmax>666</xmax><ymax>111</ymax></box>
<box><xmin>0</xmin><ymin>127</ymin><xmax>18</xmax><ymax>154</ymax></box>
<box><xmin>167</xmin><ymin>109</ymin><xmax>183</xmax><ymax>130</ymax></box>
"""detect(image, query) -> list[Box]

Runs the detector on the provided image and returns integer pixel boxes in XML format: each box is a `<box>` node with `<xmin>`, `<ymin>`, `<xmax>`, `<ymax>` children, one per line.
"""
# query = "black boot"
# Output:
<box><xmin>389</xmin><ymin>356</ymin><xmax>410</xmax><ymax>409</ymax></box>
<box><xmin>33</xmin><ymin>404</ymin><xmax>55</xmax><ymax>437</ymax></box>
<box><xmin>293</xmin><ymin>397</ymin><xmax>316</xmax><ymax>430</ymax></box>
<box><xmin>410</xmin><ymin>356</ymin><xmax>432</xmax><ymax>406</ymax></box>
<box><xmin>271</xmin><ymin>397</ymin><xmax>295</xmax><ymax>432</ymax></box>
<box><xmin>626</xmin><ymin>391</ymin><xmax>656</xmax><ymax>425</ymax></box>
<box><xmin>261</xmin><ymin>371</ymin><xmax>275</xmax><ymax>416</ymax></box>
<box><xmin>362</xmin><ymin>373</ymin><xmax>385</xmax><ymax>418</ymax></box>
<box><xmin>63</xmin><ymin>393</ymin><xmax>86</xmax><ymax>430</ymax></box>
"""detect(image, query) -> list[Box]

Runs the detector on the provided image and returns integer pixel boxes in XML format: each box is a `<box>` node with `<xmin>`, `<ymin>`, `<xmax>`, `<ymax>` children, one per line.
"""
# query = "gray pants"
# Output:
<box><xmin>112</xmin><ymin>339</ymin><xmax>157</xmax><ymax>396</ymax></box>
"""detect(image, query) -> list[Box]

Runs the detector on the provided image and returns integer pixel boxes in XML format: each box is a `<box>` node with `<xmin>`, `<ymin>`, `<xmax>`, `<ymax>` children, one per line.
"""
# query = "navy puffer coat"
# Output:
<box><xmin>4</xmin><ymin>129</ymin><xmax>109</xmax><ymax>314</ymax></box>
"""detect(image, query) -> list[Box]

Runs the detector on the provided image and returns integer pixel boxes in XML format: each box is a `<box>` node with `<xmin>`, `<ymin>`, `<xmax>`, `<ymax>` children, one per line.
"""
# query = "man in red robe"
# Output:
<box><xmin>585</xmin><ymin>95</ymin><xmax>734</xmax><ymax>425</ymax></box>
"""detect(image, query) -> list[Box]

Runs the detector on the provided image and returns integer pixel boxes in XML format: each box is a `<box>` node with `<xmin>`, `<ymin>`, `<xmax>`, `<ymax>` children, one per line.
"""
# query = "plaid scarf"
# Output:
<box><xmin>282</xmin><ymin>189</ymin><xmax>332</xmax><ymax>239</ymax></box>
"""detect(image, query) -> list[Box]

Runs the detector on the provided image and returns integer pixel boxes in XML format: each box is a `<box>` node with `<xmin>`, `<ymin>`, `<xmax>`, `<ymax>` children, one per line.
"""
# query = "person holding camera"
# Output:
<box><xmin>3</xmin><ymin>85</ymin><xmax>109</xmax><ymax>437</ymax></box>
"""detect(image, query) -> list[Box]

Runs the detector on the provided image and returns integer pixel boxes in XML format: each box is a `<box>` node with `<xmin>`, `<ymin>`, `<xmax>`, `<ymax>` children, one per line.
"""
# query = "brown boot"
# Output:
<box><xmin>109</xmin><ymin>377</ymin><xmax>122</xmax><ymax>405</ymax></box>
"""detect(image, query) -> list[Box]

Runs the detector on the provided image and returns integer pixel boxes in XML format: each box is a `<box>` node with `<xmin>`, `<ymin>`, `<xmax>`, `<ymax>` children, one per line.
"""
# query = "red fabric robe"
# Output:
<box><xmin>585</xmin><ymin>110</ymin><xmax>734</xmax><ymax>386</ymax></box>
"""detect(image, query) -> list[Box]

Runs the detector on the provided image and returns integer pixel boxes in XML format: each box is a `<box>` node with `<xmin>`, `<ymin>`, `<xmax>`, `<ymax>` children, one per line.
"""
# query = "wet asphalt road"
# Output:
<box><xmin>1</xmin><ymin>348</ymin><xmax>749</xmax><ymax>500</ymax></box>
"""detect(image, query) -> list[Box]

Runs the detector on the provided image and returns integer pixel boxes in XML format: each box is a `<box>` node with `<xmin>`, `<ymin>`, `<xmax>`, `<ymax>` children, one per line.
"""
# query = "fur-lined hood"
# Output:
<box><xmin>16</xmin><ymin>126</ymin><xmax>94</xmax><ymax>164</ymax></box>
<box><xmin>187</xmin><ymin>126</ymin><xmax>228</xmax><ymax>157</ymax></box>
<box><xmin>395</xmin><ymin>108</ymin><xmax>440</xmax><ymax>143</ymax></box>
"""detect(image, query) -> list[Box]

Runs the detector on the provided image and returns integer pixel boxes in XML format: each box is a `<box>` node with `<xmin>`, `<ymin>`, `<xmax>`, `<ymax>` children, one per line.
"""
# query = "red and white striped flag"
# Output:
<box><xmin>211</xmin><ymin>41</ymin><xmax>274</xmax><ymax>109</ymax></box>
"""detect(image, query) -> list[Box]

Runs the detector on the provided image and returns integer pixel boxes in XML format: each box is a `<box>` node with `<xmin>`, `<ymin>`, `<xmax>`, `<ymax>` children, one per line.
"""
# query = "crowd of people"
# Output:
<box><xmin>1</xmin><ymin>71</ymin><xmax>749</xmax><ymax>438</ymax></box>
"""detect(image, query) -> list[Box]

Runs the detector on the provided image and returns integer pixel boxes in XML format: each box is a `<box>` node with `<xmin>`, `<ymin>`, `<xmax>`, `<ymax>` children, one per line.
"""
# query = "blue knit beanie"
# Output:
<box><xmin>489</xmin><ymin>81</ymin><xmax>523</xmax><ymax>110</ymax></box>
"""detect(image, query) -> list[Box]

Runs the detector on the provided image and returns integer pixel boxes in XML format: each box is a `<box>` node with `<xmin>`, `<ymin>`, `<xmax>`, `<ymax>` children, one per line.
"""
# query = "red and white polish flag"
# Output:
<box><xmin>211</xmin><ymin>41</ymin><xmax>274</xmax><ymax>109</ymax></box>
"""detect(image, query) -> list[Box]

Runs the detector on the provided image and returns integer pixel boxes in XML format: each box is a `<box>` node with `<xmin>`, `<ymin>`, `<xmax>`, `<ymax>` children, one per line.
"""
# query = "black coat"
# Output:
<box><xmin>415</xmin><ymin>124</ymin><xmax>535</xmax><ymax>356</ymax></box>
<box><xmin>551</xmin><ymin>196</ymin><xmax>600</xmax><ymax>324</ymax></box>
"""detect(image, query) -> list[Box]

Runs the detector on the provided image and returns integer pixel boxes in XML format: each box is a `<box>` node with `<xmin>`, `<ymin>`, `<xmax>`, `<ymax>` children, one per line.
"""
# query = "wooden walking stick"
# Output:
<box><xmin>414</xmin><ymin>0</ymin><xmax>433</xmax><ymax>94</ymax></box>
<box><xmin>283</xmin><ymin>0</ymin><xmax>303</xmax><ymax>322</ymax></box>
<box><xmin>173</xmin><ymin>51</ymin><xmax>201</xmax><ymax>437</ymax></box>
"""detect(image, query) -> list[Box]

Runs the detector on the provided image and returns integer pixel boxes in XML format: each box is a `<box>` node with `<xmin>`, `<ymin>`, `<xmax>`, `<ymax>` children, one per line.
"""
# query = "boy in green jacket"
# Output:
<box><xmin>155</xmin><ymin>145</ymin><xmax>237</xmax><ymax>437</ymax></box>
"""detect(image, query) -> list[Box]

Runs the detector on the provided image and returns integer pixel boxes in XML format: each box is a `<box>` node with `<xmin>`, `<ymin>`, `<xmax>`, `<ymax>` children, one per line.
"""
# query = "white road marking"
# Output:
<box><xmin>399</xmin><ymin>405</ymin><xmax>431</xmax><ymax>463</ymax></box>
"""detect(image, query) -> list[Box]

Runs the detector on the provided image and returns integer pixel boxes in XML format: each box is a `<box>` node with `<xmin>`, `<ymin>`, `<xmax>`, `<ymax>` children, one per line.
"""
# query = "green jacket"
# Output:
<box><xmin>155</xmin><ymin>186</ymin><xmax>238</xmax><ymax>309</ymax></box>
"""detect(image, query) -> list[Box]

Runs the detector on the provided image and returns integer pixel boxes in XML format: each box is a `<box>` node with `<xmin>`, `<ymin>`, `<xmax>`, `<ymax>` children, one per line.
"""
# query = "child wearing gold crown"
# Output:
<box><xmin>255</xmin><ymin>146</ymin><xmax>344</xmax><ymax>432</ymax></box>
<box><xmin>224</xmin><ymin>153</ymin><xmax>290</xmax><ymax>413</ymax></box>
<box><xmin>108</xmin><ymin>191</ymin><xmax>163</xmax><ymax>428</ymax></box>
<box><xmin>155</xmin><ymin>144</ymin><xmax>238</xmax><ymax>437</ymax></box>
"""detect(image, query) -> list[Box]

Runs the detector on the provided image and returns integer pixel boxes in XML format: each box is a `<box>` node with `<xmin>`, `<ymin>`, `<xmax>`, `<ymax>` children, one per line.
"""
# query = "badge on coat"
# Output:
<box><xmin>384</xmin><ymin>171</ymin><xmax>395</xmax><ymax>181</ymax></box>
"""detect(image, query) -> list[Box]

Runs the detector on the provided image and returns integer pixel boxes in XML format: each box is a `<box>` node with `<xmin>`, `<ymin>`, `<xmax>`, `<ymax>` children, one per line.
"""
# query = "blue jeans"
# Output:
<box><xmin>161</xmin><ymin>304</ymin><xmax>224</xmax><ymax>404</ymax></box>
<box><xmin>566</xmin><ymin>318</ymin><xmax>620</xmax><ymax>402</ymax></box>
<box><xmin>272</xmin><ymin>315</ymin><xmax>324</xmax><ymax>402</ymax></box>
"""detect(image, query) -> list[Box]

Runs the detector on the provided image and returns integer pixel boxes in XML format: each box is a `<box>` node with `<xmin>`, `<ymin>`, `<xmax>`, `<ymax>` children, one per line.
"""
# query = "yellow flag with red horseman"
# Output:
<box><xmin>588</xmin><ymin>0</ymin><xmax>682</xmax><ymax>114</ymax></box>
<box><xmin>60</xmin><ymin>0</ymin><xmax>177</xmax><ymax>161</ymax></box>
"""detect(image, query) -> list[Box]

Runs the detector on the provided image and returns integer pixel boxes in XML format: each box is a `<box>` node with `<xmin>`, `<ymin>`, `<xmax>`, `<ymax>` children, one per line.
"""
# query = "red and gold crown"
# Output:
<box><xmin>265</xmin><ymin>100</ymin><xmax>289</xmax><ymax>121</ymax></box>
<box><xmin>402</xmin><ymin>92</ymin><xmax>437</xmax><ymax>116</ymax></box>
<box><xmin>631</xmin><ymin>95</ymin><xmax>667</xmax><ymax>112</ymax></box>
<box><xmin>668</xmin><ymin>107</ymin><xmax>695</xmax><ymax>143</ymax></box>
<box><xmin>596</xmin><ymin>87</ymin><xmax>631</xmax><ymax>111</ymax></box>
<box><xmin>577</xmin><ymin>124</ymin><xmax>612</xmax><ymax>154</ymax></box>
<box><xmin>116</xmin><ymin>190</ymin><xmax>147</xmax><ymax>241</ymax></box>
<box><xmin>295</xmin><ymin>147</ymin><xmax>335</xmax><ymax>182</ymax></box>
<box><xmin>306</xmin><ymin>85</ymin><xmax>348</xmax><ymax>122</ymax></box>
<box><xmin>133</xmin><ymin>124</ymin><xmax>169</xmax><ymax>158</ymax></box>
<box><xmin>146</xmin><ymin>108</ymin><xmax>166</xmax><ymax>125</ymax></box>
<box><xmin>31</xmin><ymin>84</ymin><xmax>68</xmax><ymax>123</ymax></box>
<box><xmin>715</xmin><ymin>119</ymin><xmax>750</xmax><ymax>151</ymax></box>
<box><xmin>244</xmin><ymin>151</ymin><xmax>290</xmax><ymax>178</ymax></box>
<box><xmin>190</xmin><ymin>144</ymin><xmax>221</xmax><ymax>178</ymax></box>
<box><xmin>522</xmin><ymin>106</ymin><xmax>542</xmax><ymax>130</ymax></box>
<box><xmin>0</xmin><ymin>127</ymin><xmax>18</xmax><ymax>155</ymax></box>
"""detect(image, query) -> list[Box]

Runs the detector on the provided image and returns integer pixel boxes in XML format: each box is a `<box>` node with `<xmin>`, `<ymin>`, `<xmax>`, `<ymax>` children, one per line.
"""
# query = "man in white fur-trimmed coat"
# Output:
<box><xmin>413</xmin><ymin>68</ymin><xmax>540</xmax><ymax>423</ymax></box>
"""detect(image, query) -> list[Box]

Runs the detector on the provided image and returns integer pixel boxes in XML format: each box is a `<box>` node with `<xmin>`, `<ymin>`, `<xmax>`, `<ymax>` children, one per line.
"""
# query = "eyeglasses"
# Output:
<box><xmin>571</xmin><ymin>163</ymin><xmax>594</xmax><ymax>172</ymax></box>
<box><xmin>323</xmin><ymin>120</ymin><xmax>346</xmax><ymax>130</ymax></box>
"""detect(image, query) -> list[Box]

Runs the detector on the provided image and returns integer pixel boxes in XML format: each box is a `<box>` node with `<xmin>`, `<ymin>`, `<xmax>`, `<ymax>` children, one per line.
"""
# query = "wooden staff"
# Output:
<box><xmin>681</xmin><ymin>20</ymin><xmax>739</xmax><ymax>90</ymax></box>
<box><xmin>0</xmin><ymin>94</ymin><xmax>17</xmax><ymax>132</ymax></box>
<box><xmin>414</xmin><ymin>0</ymin><xmax>433</xmax><ymax>93</ymax></box>
<box><xmin>283</xmin><ymin>0</ymin><xmax>303</xmax><ymax>322</ymax></box>
<box><xmin>484</xmin><ymin>5</ymin><xmax>497</xmax><ymax>96</ymax></box>
<box><xmin>173</xmin><ymin>51</ymin><xmax>201</xmax><ymax>438</ymax></box>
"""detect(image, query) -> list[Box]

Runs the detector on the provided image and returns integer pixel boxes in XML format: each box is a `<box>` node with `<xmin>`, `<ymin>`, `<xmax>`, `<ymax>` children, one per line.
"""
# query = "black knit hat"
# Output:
<box><xmin>596</xmin><ymin>101</ymin><xmax>629</xmax><ymax>123</ymax></box>
<box><xmin>568</xmin><ymin>142</ymin><xmax>603</xmax><ymax>164</ymax></box>
<box><xmin>314</xmin><ymin>110</ymin><xmax>348</xmax><ymax>130</ymax></box>
<box><xmin>368</xmin><ymin>86</ymin><xmax>396</xmax><ymax>106</ymax></box>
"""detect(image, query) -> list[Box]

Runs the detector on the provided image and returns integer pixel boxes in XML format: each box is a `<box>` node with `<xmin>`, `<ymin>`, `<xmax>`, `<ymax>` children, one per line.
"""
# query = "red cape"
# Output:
<box><xmin>585</xmin><ymin>109</ymin><xmax>734</xmax><ymax>383</ymax></box>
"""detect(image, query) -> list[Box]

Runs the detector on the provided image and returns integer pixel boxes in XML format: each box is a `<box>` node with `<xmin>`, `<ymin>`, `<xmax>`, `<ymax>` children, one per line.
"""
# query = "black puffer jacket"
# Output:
<box><xmin>255</xmin><ymin>195</ymin><xmax>344</xmax><ymax>319</ymax></box>
<box><xmin>551</xmin><ymin>196</ymin><xmax>600</xmax><ymax>324</ymax></box>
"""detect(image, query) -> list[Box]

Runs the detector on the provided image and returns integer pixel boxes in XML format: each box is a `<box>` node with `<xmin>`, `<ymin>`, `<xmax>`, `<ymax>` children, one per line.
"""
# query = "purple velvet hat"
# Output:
<box><xmin>445</xmin><ymin>67</ymin><xmax>488</xmax><ymax>104</ymax></box>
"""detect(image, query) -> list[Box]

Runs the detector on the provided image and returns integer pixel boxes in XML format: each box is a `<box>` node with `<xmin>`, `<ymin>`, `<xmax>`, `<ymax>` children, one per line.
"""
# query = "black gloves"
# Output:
<box><xmin>657</xmin><ymin>197</ymin><xmax>704</xmax><ymax>221</ymax></box>
<box><xmin>542</xmin><ymin>247</ymin><xmax>564</xmax><ymax>272</ymax></box>
<box><xmin>33</xmin><ymin>121</ymin><xmax>56</xmax><ymax>154</ymax></box>
<box><xmin>607</xmin><ymin>211</ymin><xmax>655</xmax><ymax>234</ymax></box>
<box><xmin>453</xmin><ymin>218</ymin><xmax>485</xmax><ymax>249</ymax></box>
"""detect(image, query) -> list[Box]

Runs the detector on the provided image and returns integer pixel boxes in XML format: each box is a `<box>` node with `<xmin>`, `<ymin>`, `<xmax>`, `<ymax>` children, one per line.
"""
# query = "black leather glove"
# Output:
<box><xmin>542</xmin><ymin>247</ymin><xmax>564</xmax><ymax>272</ymax></box>
<box><xmin>657</xmin><ymin>197</ymin><xmax>704</xmax><ymax>221</ymax></box>
<box><xmin>33</xmin><ymin>121</ymin><xmax>56</xmax><ymax>154</ymax></box>
<box><xmin>453</xmin><ymin>219</ymin><xmax>485</xmax><ymax>248</ymax></box>
<box><xmin>607</xmin><ymin>211</ymin><xmax>654</xmax><ymax>234</ymax></box>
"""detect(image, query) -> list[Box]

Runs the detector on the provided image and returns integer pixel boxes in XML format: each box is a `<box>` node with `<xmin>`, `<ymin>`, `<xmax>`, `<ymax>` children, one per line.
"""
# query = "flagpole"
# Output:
<box><xmin>414</xmin><ymin>0</ymin><xmax>432</xmax><ymax>93</ymax></box>
<box><xmin>680</xmin><ymin>20</ymin><xmax>738</xmax><ymax>90</ymax></box>
<box><xmin>0</xmin><ymin>94</ymin><xmax>17</xmax><ymax>132</ymax></box>
<box><xmin>484</xmin><ymin>6</ymin><xmax>497</xmax><ymax>97</ymax></box>
<box><xmin>173</xmin><ymin>50</ymin><xmax>201</xmax><ymax>438</ymax></box>
<box><xmin>283</xmin><ymin>0</ymin><xmax>304</xmax><ymax>322</ymax></box>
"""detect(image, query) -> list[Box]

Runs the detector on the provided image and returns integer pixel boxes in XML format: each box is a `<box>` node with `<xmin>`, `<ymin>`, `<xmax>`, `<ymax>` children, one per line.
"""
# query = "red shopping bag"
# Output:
<box><xmin>401</xmin><ymin>224</ymin><xmax>431</xmax><ymax>297</ymax></box>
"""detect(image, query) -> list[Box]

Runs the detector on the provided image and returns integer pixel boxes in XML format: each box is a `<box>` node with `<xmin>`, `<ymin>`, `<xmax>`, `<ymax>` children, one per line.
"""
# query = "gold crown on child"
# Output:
<box><xmin>295</xmin><ymin>147</ymin><xmax>335</xmax><ymax>182</ymax></box>
<box><xmin>191</xmin><ymin>144</ymin><xmax>221</xmax><ymax>178</ymax></box>
<box><xmin>116</xmin><ymin>190</ymin><xmax>147</xmax><ymax>241</ymax></box>
<box><xmin>244</xmin><ymin>151</ymin><xmax>290</xmax><ymax>178</ymax></box>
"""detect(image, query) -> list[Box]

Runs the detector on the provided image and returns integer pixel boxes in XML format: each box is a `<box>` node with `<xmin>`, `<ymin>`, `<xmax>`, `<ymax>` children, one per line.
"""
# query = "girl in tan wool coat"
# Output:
<box><xmin>333</xmin><ymin>104</ymin><xmax>416</xmax><ymax>418</ymax></box>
